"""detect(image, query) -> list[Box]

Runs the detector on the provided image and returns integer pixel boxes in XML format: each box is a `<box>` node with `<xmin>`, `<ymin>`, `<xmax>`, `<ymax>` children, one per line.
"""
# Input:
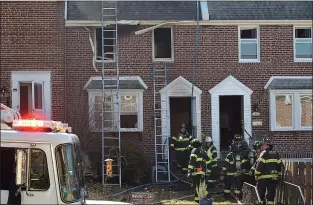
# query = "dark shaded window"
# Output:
<box><xmin>240</xmin><ymin>28</ymin><xmax>257</xmax><ymax>39</ymax></box>
<box><xmin>239</xmin><ymin>28</ymin><xmax>258</xmax><ymax>60</ymax></box>
<box><xmin>295</xmin><ymin>28</ymin><xmax>312</xmax><ymax>59</ymax></box>
<box><xmin>154</xmin><ymin>28</ymin><xmax>172</xmax><ymax>59</ymax></box>
<box><xmin>295</xmin><ymin>28</ymin><xmax>311</xmax><ymax>38</ymax></box>
<box><xmin>96</xmin><ymin>28</ymin><xmax>115</xmax><ymax>61</ymax></box>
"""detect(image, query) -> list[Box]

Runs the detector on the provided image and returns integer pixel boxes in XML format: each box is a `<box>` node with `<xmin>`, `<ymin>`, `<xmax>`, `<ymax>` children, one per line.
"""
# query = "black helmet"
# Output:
<box><xmin>262</xmin><ymin>137</ymin><xmax>272</xmax><ymax>145</ymax></box>
<box><xmin>253</xmin><ymin>141</ymin><xmax>262</xmax><ymax>150</ymax></box>
<box><xmin>234</xmin><ymin>134</ymin><xmax>243</xmax><ymax>141</ymax></box>
<box><xmin>190</xmin><ymin>139</ymin><xmax>202</xmax><ymax>148</ymax></box>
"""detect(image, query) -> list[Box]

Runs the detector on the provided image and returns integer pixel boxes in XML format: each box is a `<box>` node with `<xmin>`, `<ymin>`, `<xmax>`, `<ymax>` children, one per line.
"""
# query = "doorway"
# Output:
<box><xmin>219</xmin><ymin>95</ymin><xmax>243</xmax><ymax>151</ymax></box>
<box><xmin>170</xmin><ymin>97</ymin><xmax>192</xmax><ymax>137</ymax></box>
<box><xmin>19</xmin><ymin>83</ymin><xmax>32</xmax><ymax>118</ymax></box>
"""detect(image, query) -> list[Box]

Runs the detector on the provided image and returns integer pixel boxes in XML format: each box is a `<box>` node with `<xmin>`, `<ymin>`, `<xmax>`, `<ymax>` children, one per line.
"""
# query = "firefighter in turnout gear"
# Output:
<box><xmin>188</xmin><ymin>139</ymin><xmax>206</xmax><ymax>203</ymax></box>
<box><xmin>255</xmin><ymin>137</ymin><xmax>283</xmax><ymax>205</ymax></box>
<box><xmin>170</xmin><ymin>123</ymin><xmax>193</xmax><ymax>172</ymax></box>
<box><xmin>246</xmin><ymin>141</ymin><xmax>263</xmax><ymax>185</ymax></box>
<box><xmin>204</xmin><ymin>136</ymin><xmax>218</xmax><ymax>188</ymax></box>
<box><xmin>222</xmin><ymin>143</ymin><xmax>249</xmax><ymax>199</ymax></box>
<box><xmin>230</xmin><ymin>134</ymin><xmax>249</xmax><ymax>158</ymax></box>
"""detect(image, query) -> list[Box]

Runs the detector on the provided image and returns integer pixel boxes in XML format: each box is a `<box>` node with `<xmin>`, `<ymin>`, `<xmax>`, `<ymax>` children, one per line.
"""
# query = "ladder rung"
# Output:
<box><xmin>103</xmin><ymin>38</ymin><xmax>116</xmax><ymax>40</ymax></box>
<box><xmin>104</xmin><ymin>85</ymin><xmax>117</xmax><ymax>88</ymax></box>
<box><xmin>155</xmin><ymin>84</ymin><xmax>165</xmax><ymax>86</ymax></box>
<box><xmin>102</xmin><ymin>8</ymin><xmax>117</xmax><ymax>10</ymax></box>
<box><xmin>104</xmin><ymin>137</ymin><xmax>119</xmax><ymax>140</ymax></box>
<box><xmin>103</xmin><ymin>146</ymin><xmax>119</xmax><ymax>148</ymax></box>
<box><xmin>102</xmin><ymin>15</ymin><xmax>116</xmax><ymax>17</ymax></box>
<box><xmin>154</xmin><ymin>69</ymin><xmax>165</xmax><ymax>72</ymax></box>
<box><xmin>103</xmin><ymin>30</ymin><xmax>116</xmax><ymax>32</ymax></box>
<box><xmin>155</xmin><ymin>76</ymin><xmax>165</xmax><ymax>78</ymax></box>
<box><xmin>156</xmin><ymin>153</ymin><xmax>166</xmax><ymax>155</ymax></box>
<box><xmin>157</xmin><ymin>162</ymin><xmax>169</xmax><ymax>164</ymax></box>
<box><xmin>103</xmin><ymin>45</ymin><xmax>117</xmax><ymax>47</ymax></box>
<box><xmin>157</xmin><ymin>171</ymin><xmax>169</xmax><ymax>173</ymax></box>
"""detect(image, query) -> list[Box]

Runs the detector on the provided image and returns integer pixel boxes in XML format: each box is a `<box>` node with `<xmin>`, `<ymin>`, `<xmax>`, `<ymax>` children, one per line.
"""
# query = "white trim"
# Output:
<box><xmin>84</xmin><ymin>76</ymin><xmax>148</xmax><ymax>90</ymax></box>
<box><xmin>11</xmin><ymin>71</ymin><xmax>52</xmax><ymax>120</ymax></box>
<box><xmin>269</xmin><ymin>89</ymin><xmax>313</xmax><ymax>131</ymax></box>
<box><xmin>209</xmin><ymin>75</ymin><xmax>253</xmax><ymax>95</ymax></box>
<box><xmin>152</xmin><ymin>27</ymin><xmax>174</xmax><ymax>62</ymax></box>
<box><xmin>160</xmin><ymin>76</ymin><xmax>202</xmax><ymax>94</ymax></box>
<box><xmin>159</xmin><ymin>76</ymin><xmax>202</xmax><ymax>159</ymax></box>
<box><xmin>264</xmin><ymin>76</ymin><xmax>313</xmax><ymax>89</ymax></box>
<box><xmin>65</xmin><ymin>20</ymin><xmax>313</xmax><ymax>27</ymax></box>
<box><xmin>209</xmin><ymin>75</ymin><xmax>253</xmax><ymax>159</ymax></box>
<box><xmin>238</xmin><ymin>25</ymin><xmax>260</xmax><ymax>63</ymax></box>
<box><xmin>200</xmin><ymin>1</ymin><xmax>210</xmax><ymax>21</ymax></box>
<box><xmin>64</xmin><ymin>0</ymin><xmax>67</xmax><ymax>21</ymax></box>
<box><xmin>87</xmin><ymin>89</ymin><xmax>144</xmax><ymax>132</ymax></box>
<box><xmin>293</xmin><ymin>26</ymin><xmax>313</xmax><ymax>62</ymax></box>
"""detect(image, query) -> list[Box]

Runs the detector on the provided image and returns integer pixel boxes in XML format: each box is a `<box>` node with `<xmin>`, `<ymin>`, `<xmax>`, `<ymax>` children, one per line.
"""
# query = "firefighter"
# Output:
<box><xmin>255</xmin><ymin>137</ymin><xmax>283</xmax><ymax>205</ymax></box>
<box><xmin>230</xmin><ymin>134</ymin><xmax>249</xmax><ymax>158</ymax></box>
<box><xmin>246</xmin><ymin>141</ymin><xmax>263</xmax><ymax>185</ymax></box>
<box><xmin>204</xmin><ymin>136</ymin><xmax>218</xmax><ymax>188</ymax></box>
<box><xmin>222</xmin><ymin>145</ymin><xmax>248</xmax><ymax>199</ymax></box>
<box><xmin>170</xmin><ymin>123</ymin><xmax>193</xmax><ymax>172</ymax></box>
<box><xmin>187</xmin><ymin>139</ymin><xmax>206</xmax><ymax>203</ymax></box>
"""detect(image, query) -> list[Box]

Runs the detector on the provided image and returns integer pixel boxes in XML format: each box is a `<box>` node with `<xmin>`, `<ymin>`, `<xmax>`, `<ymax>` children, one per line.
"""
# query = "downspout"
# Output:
<box><xmin>64</xmin><ymin>0</ymin><xmax>67</xmax><ymax>121</ymax></box>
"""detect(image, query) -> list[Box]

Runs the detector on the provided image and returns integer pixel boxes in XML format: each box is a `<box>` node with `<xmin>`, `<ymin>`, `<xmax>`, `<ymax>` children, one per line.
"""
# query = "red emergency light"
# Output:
<box><xmin>12</xmin><ymin>119</ymin><xmax>72</xmax><ymax>133</ymax></box>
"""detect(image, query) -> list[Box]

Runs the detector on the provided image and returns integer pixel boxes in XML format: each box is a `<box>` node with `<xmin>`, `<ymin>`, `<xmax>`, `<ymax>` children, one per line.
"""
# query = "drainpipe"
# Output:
<box><xmin>64</xmin><ymin>1</ymin><xmax>67</xmax><ymax>121</ymax></box>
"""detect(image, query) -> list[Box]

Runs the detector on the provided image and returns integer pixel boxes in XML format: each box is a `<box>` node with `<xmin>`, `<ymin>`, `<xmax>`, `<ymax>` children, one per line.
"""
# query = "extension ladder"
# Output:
<box><xmin>153</xmin><ymin>63</ymin><xmax>171</xmax><ymax>182</ymax></box>
<box><xmin>100</xmin><ymin>1</ymin><xmax>121</xmax><ymax>187</ymax></box>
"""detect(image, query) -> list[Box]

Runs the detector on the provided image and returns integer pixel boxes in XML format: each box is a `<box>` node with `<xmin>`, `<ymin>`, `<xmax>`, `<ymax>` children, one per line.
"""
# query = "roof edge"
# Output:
<box><xmin>65</xmin><ymin>20</ymin><xmax>312</xmax><ymax>27</ymax></box>
<box><xmin>84</xmin><ymin>76</ymin><xmax>148</xmax><ymax>90</ymax></box>
<box><xmin>264</xmin><ymin>76</ymin><xmax>313</xmax><ymax>89</ymax></box>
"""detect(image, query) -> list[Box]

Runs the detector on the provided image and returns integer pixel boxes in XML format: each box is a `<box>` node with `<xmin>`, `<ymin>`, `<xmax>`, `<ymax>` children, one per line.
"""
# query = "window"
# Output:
<box><xmin>270</xmin><ymin>90</ymin><xmax>312</xmax><ymax>131</ymax></box>
<box><xmin>34</xmin><ymin>83</ymin><xmax>43</xmax><ymax>109</ymax></box>
<box><xmin>239</xmin><ymin>26</ymin><xmax>259</xmax><ymax>62</ymax></box>
<box><xmin>29</xmin><ymin>149</ymin><xmax>50</xmax><ymax>190</ymax></box>
<box><xmin>95</xmin><ymin>28</ymin><xmax>116</xmax><ymax>62</ymax></box>
<box><xmin>294</xmin><ymin>27</ymin><xmax>312</xmax><ymax>61</ymax></box>
<box><xmin>153</xmin><ymin>28</ymin><xmax>173</xmax><ymax>61</ymax></box>
<box><xmin>55</xmin><ymin>144</ymin><xmax>83</xmax><ymax>203</ymax></box>
<box><xmin>0</xmin><ymin>147</ymin><xmax>49</xmax><ymax>191</ymax></box>
<box><xmin>88</xmin><ymin>91</ymin><xmax>144</xmax><ymax>132</ymax></box>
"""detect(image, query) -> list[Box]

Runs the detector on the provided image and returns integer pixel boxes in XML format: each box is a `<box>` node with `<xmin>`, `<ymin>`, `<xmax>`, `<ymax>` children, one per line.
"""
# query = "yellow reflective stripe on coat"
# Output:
<box><xmin>190</xmin><ymin>154</ymin><xmax>197</xmax><ymax>158</ymax></box>
<box><xmin>255</xmin><ymin>170</ymin><xmax>261</xmax><ymax>175</ymax></box>
<box><xmin>224</xmin><ymin>189</ymin><xmax>231</xmax><ymax>193</ymax></box>
<box><xmin>256</xmin><ymin>174</ymin><xmax>279</xmax><ymax>180</ymax></box>
<box><xmin>207</xmin><ymin>180</ymin><xmax>216</xmax><ymax>182</ymax></box>
<box><xmin>234</xmin><ymin>190</ymin><xmax>241</xmax><ymax>194</ymax></box>
<box><xmin>170</xmin><ymin>144</ymin><xmax>174</xmax><ymax>147</ymax></box>
<box><xmin>267</xmin><ymin>201</ymin><xmax>275</xmax><ymax>204</ymax></box>
<box><xmin>174</xmin><ymin>147</ymin><xmax>188</xmax><ymax>151</ymax></box>
<box><xmin>222</xmin><ymin>167</ymin><xmax>226</xmax><ymax>171</ymax></box>
<box><xmin>188</xmin><ymin>165</ymin><xmax>194</xmax><ymax>169</ymax></box>
<box><xmin>259</xmin><ymin>158</ymin><xmax>280</xmax><ymax>163</ymax></box>
<box><xmin>225</xmin><ymin>158</ymin><xmax>230</xmax><ymax>162</ymax></box>
<box><xmin>227</xmin><ymin>172</ymin><xmax>236</xmax><ymax>176</ymax></box>
<box><xmin>171</xmin><ymin>136</ymin><xmax>178</xmax><ymax>141</ymax></box>
<box><xmin>196</xmin><ymin>158</ymin><xmax>203</xmax><ymax>162</ymax></box>
<box><xmin>191</xmin><ymin>171</ymin><xmax>205</xmax><ymax>176</ymax></box>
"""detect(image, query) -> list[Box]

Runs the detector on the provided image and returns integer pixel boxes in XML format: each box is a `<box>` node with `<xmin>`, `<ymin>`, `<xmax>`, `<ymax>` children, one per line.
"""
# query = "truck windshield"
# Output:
<box><xmin>55</xmin><ymin>143</ymin><xmax>83</xmax><ymax>203</ymax></box>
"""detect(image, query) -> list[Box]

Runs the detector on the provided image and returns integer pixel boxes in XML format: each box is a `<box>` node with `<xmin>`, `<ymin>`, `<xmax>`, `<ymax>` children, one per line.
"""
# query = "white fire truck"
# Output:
<box><xmin>0</xmin><ymin>104</ymin><xmax>129</xmax><ymax>205</ymax></box>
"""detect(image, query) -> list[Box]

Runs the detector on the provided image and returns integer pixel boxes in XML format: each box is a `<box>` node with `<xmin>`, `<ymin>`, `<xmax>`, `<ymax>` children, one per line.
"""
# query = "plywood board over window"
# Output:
<box><xmin>270</xmin><ymin>90</ymin><xmax>313</xmax><ymax>131</ymax></box>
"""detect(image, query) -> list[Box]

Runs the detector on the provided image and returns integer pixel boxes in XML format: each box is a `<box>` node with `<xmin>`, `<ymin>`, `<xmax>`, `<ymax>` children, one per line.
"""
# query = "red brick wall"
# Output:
<box><xmin>65</xmin><ymin>25</ymin><xmax>312</xmax><ymax>159</ymax></box>
<box><xmin>0</xmin><ymin>1</ymin><xmax>66</xmax><ymax>121</ymax></box>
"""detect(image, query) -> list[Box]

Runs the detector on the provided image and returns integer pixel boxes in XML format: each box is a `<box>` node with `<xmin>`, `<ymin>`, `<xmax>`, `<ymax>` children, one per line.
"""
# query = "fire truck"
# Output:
<box><xmin>0</xmin><ymin>104</ymin><xmax>129</xmax><ymax>205</ymax></box>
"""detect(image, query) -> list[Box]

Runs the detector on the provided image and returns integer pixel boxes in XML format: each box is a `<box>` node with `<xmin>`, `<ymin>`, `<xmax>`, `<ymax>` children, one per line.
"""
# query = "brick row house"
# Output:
<box><xmin>1</xmin><ymin>1</ymin><xmax>312</xmax><ymax>167</ymax></box>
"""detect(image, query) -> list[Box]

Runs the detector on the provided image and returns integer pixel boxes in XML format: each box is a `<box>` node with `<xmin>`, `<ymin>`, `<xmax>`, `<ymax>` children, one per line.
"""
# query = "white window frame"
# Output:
<box><xmin>152</xmin><ymin>27</ymin><xmax>174</xmax><ymax>62</ymax></box>
<box><xmin>293</xmin><ymin>26</ymin><xmax>312</xmax><ymax>62</ymax></box>
<box><xmin>238</xmin><ymin>26</ymin><xmax>260</xmax><ymax>63</ymax></box>
<box><xmin>94</xmin><ymin>28</ymin><xmax>116</xmax><ymax>63</ymax></box>
<box><xmin>270</xmin><ymin>89</ymin><xmax>313</xmax><ymax>131</ymax></box>
<box><xmin>88</xmin><ymin>89</ymin><xmax>144</xmax><ymax>132</ymax></box>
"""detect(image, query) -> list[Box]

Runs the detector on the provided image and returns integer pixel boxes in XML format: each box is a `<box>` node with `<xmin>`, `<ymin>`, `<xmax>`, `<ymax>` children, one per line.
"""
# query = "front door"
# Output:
<box><xmin>11</xmin><ymin>72</ymin><xmax>51</xmax><ymax>120</ymax></box>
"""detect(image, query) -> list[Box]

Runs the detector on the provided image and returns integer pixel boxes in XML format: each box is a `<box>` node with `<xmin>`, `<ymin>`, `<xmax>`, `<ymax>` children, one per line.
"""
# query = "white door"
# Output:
<box><xmin>32</xmin><ymin>81</ymin><xmax>45</xmax><ymax>119</ymax></box>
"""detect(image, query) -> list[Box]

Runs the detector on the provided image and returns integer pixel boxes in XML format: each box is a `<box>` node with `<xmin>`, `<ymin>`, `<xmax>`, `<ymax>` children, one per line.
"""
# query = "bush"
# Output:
<box><xmin>121</xmin><ymin>142</ymin><xmax>151</xmax><ymax>185</ymax></box>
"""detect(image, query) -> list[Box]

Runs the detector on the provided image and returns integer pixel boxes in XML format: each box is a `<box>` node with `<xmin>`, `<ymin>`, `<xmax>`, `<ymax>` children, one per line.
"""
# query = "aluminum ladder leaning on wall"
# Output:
<box><xmin>101</xmin><ymin>1</ymin><xmax>121</xmax><ymax>187</ymax></box>
<box><xmin>153</xmin><ymin>63</ymin><xmax>171</xmax><ymax>182</ymax></box>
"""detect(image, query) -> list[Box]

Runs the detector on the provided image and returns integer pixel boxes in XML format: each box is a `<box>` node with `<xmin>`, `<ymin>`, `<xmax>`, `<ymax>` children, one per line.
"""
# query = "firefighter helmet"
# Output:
<box><xmin>234</xmin><ymin>134</ymin><xmax>243</xmax><ymax>141</ymax></box>
<box><xmin>262</xmin><ymin>137</ymin><xmax>272</xmax><ymax>145</ymax></box>
<box><xmin>190</xmin><ymin>139</ymin><xmax>202</xmax><ymax>148</ymax></box>
<box><xmin>253</xmin><ymin>141</ymin><xmax>262</xmax><ymax>150</ymax></box>
<box><xmin>205</xmin><ymin>136</ymin><xmax>213</xmax><ymax>143</ymax></box>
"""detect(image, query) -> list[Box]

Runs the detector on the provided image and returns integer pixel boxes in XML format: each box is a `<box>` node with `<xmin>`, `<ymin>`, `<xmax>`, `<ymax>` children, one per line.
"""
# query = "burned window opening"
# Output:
<box><xmin>96</xmin><ymin>28</ymin><xmax>115</xmax><ymax>61</ymax></box>
<box><xmin>154</xmin><ymin>28</ymin><xmax>172</xmax><ymax>59</ymax></box>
